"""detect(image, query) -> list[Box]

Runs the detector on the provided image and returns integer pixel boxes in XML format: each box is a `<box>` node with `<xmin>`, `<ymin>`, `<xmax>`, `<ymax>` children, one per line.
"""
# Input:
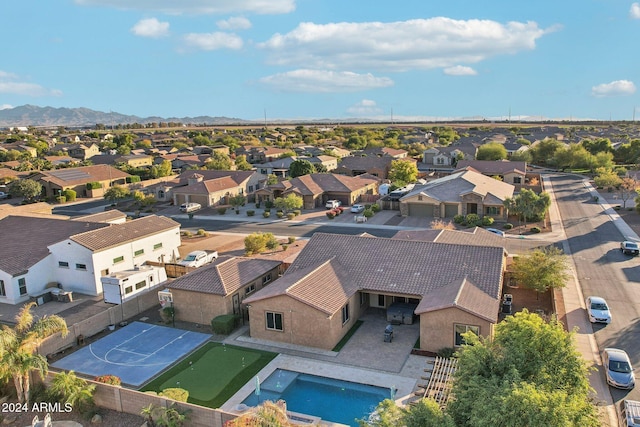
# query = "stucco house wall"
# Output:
<box><xmin>419</xmin><ymin>307</ymin><xmax>494</xmax><ymax>353</ymax></box>
<box><xmin>171</xmin><ymin>289</ymin><xmax>230</xmax><ymax>325</ymax></box>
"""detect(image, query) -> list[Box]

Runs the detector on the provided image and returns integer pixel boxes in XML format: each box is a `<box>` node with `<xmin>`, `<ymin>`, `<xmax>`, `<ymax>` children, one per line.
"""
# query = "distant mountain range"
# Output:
<box><xmin>0</xmin><ymin>105</ymin><xmax>253</xmax><ymax>128</ymax></box>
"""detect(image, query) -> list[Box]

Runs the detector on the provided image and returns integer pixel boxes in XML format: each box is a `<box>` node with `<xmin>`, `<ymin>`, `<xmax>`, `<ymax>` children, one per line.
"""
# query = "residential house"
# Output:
<box><xmin>422</xmin><ymin>143</ymin><xmax>478</xmax><ymax>168</ymax></box>
<box><xmin>334</xmin><ymin>155</ymin><xmax>415</xmax><ymax>180</ymax></box>
<box><xmin>243</xmin><ymin>232</ymin><xmax>505</xmax><ymax>353</ymax></box>
<box><xmin>325</xmin><ymin>145</ymin><xmax>351</xmax><ymax>158</ymax></box>
<box><xmin>33</xmin><ymin>164</ymin><xmax>130</xmax><ymax>198</ymax></box>
<box><xmin>237</xmin><ymin>146</ymin><xmax>291</xmax><ymax>164</ymax></box>
<box><xmin>54</xmin><ymin>143</ymin><xmax>101</xmax><ymax>160</ymax></box>
<box><xmin>255</xmin><ymin>173</ymin><xmax>379</xmax><ymax>209</ymax></box>
<box><xmin>399</xmin><ymin>169</ymin><xmax>514</xmax><ymax>219</ymax></box>
<box><xmin>44</xmin><ymin>155</ymin><xmax>78</xmax><ymax>167</ymax></box>
<box><xmin>166</xmin><ymin>256</ymin><xmax>282</xmax><ymax>325</ymax></box>
<box><xmin>502</xmin><ymin>141</ymin><xmax>530</xmax><ymax>158</ymax></box>
<box><xmin>455</xmin><ymin>160</ymin><xmax>527</xmax><ymax>185</ymax></box>
<box><xmin>0</xmin><ymin>215</ymin><xmax>180</xmax><ymax>305</ymax></box>
<box><xmin>361</xmin><ymin>147</ymin><xmax>409</xmax><ymax>159</ymax></box>
<box><xmin>171</xmin><ymin>170</ymin><xmax>263</xmax><ymax>207</ymax></box>
<box><xmin>307</xmin><ymin>155</ymin><xmax>338</xmax><ymax>172</ymax></box>
<box><xmin>255</xmin><ymin>157</ymin><xmax>297</xmax><ymax>178</ymax></box>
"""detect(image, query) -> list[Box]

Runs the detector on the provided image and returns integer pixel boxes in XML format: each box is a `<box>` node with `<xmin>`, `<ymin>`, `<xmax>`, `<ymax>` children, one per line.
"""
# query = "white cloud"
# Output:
<box><xmin>591</xmin><ymin>80</ymin><xmax>636</xmax><ymax>97</ymax></box>
<box><xmin>131</xmin><ymin>18</ymin><xmax>170</xmax><ymax>38</ymax></box>
<box><xmin>183</xmin><ymin>32</ymin><xmax>243</xmax><ymax>50</ymax></box>
<box><xmin>346</xmin><ymin>99</ymin><xmax>383</xmax><ymax>116</ymax></box>
<box><xmin>74</xmin><ymin>0</ymin><xmax>295</xmax><ymax>15</ymax></box>
<box><xmin>259</xmin><ymin>18</ymin><xmax>553</xmax><ymax>72</ymax></box>
<box><xmin>444</xmin><ymin>65</ymin><xmax>477</xmax><ymax>76</ymax></box>
<box><xmin>0</xmin><ymin>71</ymin><xmax>62</xmax><ymax>97</ymax></box>
<box><xmin>631</xmin><ymin>3</ymin><xmax>640</xmax><ymax>19</ymax></box>
<box><xmin>217</xmin><ymin>16</ymin><xmax>252</xmax><ymax>30</ymax></box>
<box><xmin>259</xmin><ymin>69</ymin><xmax>394</xmax><ymax>92</ymax></box>
<box><xmin>0</xmin><ymin>104</ymin><xmax>13</xmax><ymax>110</ymax></box>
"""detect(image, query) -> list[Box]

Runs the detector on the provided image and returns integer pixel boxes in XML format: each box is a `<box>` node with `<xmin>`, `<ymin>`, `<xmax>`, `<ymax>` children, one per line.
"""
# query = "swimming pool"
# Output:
<box><xmin>242</xmin><ymin>369</ymin><xmax>391</xmax><ymax>426</ymax></box>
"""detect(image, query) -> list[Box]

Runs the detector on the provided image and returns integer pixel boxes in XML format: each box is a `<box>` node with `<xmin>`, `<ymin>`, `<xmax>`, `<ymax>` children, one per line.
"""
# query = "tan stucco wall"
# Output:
<box><xmin>419</xmin><ymin>307</ymin><xmax>494</xmax><ymax>353</ymax></box>
<box><xmin>248</xmin><ymin>293</ymin><xmax>364</xmax><ymax>350</ymax></box>
<box><xmin>171</xmin><ymin>289</ymin><xmax>230</xmax><ymax>325</ymax></box>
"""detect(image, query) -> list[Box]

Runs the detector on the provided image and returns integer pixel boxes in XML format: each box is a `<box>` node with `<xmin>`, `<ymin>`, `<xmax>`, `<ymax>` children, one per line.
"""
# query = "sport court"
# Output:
<box><xmin>52</xmin><ymin>322</ymin><xmax>210</xmax><ymax>387</ymax></box>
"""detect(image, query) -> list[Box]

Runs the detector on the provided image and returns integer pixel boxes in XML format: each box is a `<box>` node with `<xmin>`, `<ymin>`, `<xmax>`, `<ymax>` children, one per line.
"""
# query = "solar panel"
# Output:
<box><xmin>49</xmin><ymin>169</ymin><xmax>92</xmax><ymax>181</ymax></box>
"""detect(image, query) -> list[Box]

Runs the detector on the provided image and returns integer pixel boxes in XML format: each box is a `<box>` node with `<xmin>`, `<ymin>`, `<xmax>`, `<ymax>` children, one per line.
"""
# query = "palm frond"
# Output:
<box><xmin>14</xmin><ymin>302</ymin><xmax>37</xmax><ymax>334</ymax></box>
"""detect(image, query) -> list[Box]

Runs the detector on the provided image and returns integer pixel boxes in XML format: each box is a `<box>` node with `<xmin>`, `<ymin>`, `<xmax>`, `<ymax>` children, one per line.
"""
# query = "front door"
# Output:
<box><xmin>232</xmin><ymin>294</ymin><xmax>240</xmax><ymax>315</ymax></box>
<box><xmin>467</xmin><ymin>203</ymin><xmax>478</xmax><ymax>214</ymax></box>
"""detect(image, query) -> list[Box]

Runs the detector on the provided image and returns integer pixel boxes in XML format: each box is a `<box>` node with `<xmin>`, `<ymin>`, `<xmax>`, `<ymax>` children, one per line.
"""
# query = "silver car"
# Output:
<box><xmin>603</xmin><ymin>348</ymin><xmax>635</xmax><ymax>389</ymax></box>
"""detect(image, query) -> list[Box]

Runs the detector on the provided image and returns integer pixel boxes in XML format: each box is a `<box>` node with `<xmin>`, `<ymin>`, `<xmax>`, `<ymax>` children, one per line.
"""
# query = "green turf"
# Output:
<box><xmin>141</xmin><ymin>342</ymin><xmax>277</xmax><ymax>408</ymax></box>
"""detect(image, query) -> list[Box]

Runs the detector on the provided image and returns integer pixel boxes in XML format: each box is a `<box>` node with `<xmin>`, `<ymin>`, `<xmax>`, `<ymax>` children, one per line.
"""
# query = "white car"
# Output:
<box><xmin>486</xmin><ymin>228</ymin><xmax>505</xmax><ymax>237</ymax></box>
<box><xmin>325</xmin><ymin>200</ymin><xmax>342</xmax><ymax>209</ymax></box>
<box><xmin>586</xmin><ymin>296</ymin><xmax>611</xmax><ymax>324</ymax></box>
<box><xmin>180</xmin><ymin>202</ymin><xmax>201</xmax><ymax>213</ymax></box>
<box><xmin>178</xmin><ymin>250</ymin><xmax>218</xmax><ymax>267</ymax></box>
<box><xmin>350</xmin><ymin>204</ymin><xmax>365</xmax><ymax>213</ymax></box>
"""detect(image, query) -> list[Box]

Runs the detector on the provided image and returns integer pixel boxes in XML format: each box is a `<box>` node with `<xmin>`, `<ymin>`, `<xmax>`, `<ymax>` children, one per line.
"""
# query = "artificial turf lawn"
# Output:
<box><xmin>141</xmin><ymin>342</ymin><xmax>277</xmax><ymax>408</ymax></box>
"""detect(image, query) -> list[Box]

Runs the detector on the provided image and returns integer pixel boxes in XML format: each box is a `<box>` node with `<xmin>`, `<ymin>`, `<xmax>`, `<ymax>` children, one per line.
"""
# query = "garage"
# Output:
<box><xmin>444</xmin><ymin>204</ymin><xmax>459</xmax><ymax>218</ymax></box>
<box><xmin>408</xmin><ymin>203</ymin><xmax>435</xmax><ymax>217</ymax></box>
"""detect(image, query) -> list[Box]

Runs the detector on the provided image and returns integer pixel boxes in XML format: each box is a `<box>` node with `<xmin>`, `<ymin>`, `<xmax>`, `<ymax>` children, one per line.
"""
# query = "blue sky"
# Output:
<box><xmin>2</xmin><ymin>0</ymin><xmax>640</xmax><ymax>121</ymax></box>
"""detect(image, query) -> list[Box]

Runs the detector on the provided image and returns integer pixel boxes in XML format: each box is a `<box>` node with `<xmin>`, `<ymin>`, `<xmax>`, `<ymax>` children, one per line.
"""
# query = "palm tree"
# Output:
<box><xmin>0</xmin><ymin>302</ymin><xmax>68</xmax><ymax>404</ymax></box>
<box><xmin>49</xmin><ymin>371</ymin><xmax>95</xmax><ymax>413</ymax></box>
<box><xmin>225</xmin><ymin>400</ymin><xmax>296</xmax><ymax>427</ymax></box>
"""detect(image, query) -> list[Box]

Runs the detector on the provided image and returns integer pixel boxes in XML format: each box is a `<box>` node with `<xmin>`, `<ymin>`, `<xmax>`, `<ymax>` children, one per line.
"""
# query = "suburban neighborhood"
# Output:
<box><xmin>1</xmin><ymin>121</ymin><xmax>640</xmax><ymax>426</ymax></box>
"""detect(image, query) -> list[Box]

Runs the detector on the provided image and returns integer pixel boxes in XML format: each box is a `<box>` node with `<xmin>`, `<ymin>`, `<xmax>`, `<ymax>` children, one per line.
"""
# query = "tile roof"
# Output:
<box><xmin>172</xmin><ymin>176</ymin><xmax>240</xmax><ymax>195</ymax></box>
<box><xmin>176</xmin><ymin>170</ymin><xmax>255</xmax><ymax>186</ymax></box>
<box><xmin>244</xmin><ymin>233</ymin><xmax>504</xmax><ymax>319</ymax></box>
<box><xmin>70</xmin><ymin>215</ymin><xmax>179</xmax><ymax>251</ymax></box>
<box><xmin>275</xmin><ymin>173</ymin><xmax>378</xmax><ymax>196</ymax></box>
<box><xmin>455</xmin><ymin>160</ymin><xmax>527</xmax><ymax>175</ymax></box>
<box><xmin>36</xmin><ymin>165</ymin><xmax>130</xmax><ymax>186</ymax></box>
<box><xmin>168</xmin><ymin>255</ymin><xmax>281</xmax><ymax>295</ymax></box>
<box><xmin>73</xmin><ymin>210</ymin><xmax>127</xmax><ymax>223</ymax></box>
<box><xmin>0</xmin><ymin>215</ymin><xmax>109</xmax><ymax>276</ymax></box>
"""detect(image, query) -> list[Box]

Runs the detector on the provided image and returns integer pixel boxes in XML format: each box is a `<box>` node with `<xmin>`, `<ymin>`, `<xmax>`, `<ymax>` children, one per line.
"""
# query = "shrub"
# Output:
<box><xmin>255</xmin><ymin>202</ymin><xmax>261</xmax><ymax>209</ymax></box>
<box><xmin>56</xmin><ymin>195</ymin><xmax>66</xmax><ymax>204</ymax></box>
<box><xmin>246</xmin><ymin>210</ymin><xmax>255</xmax><ymax>216</ymax></box>
<box><xmin>160</xmin><ymin>388</ymin><xmax>189</xmax><ymax>402</ymax></box>
<box><xmin>264</xmin><ymin>200</ymin><xmax>274</xmax><ymax>209</ymax></box>
<box><xmin>276</xmin><ymin>211</ymin><xmax>284</xmax><ymax>218</ymax></box>
<box><xmin>86</xmin><ymin>181</ymin><xmax>102</xmax><ymax>190</ymax></box>
<box><xmin>94</xmin><ymin>375</ymin><xmax>121</xmax><ymax>386</ymax></box>
<box><xmin>465</xmin><ymin>213</ymin><xmax>481</xmax><ymax>227</ymax></box>
<box><xmin>371</xmin><ymin>204</ymin><xmax>381</xmax><ymax>213</ymax></box>
<box><xmin>126</xmin><ymin>175</ymin><xmax>141</xmax><ymax>183</ymax></box>
<box><xmin>288</xmin><ymin>236</ymin><xmax>296</xmax><ymax>244</ymax></box>
<box><xmin>217</xmin><ymin>207</ymin><xmax>227</xmax><ymax>215</ymax></box>
<box><xmin>264</xmin><ymin>207</ymin><xmax>271</xmax><ymax>213</ymax></box>
<box><xmin>503</xmin><ymin>223</ymin><xmax>513</xmax><ymax>229</ymax></box>
<box><xmin>453</xmin><ymin>214</ymin><xmax>465</xmax><ymax>224</ymax></box>
<box><xmin>363</xmin><ymin>209</ymin><xmax>374</xmax><ymax>218</ymax></box>
<box><xmin>287</xmin><ymin>212</ymin><xmax>296</xmax><ymax>220</ymax></box>
<box><xmin>431</xmin><ymin>219</ymin><xmax>455</xmax><ymax>230</ymax></box>
<box><xmin>244</xmin><ymin>232</ymin><xmax>279</xmax><ymax>255</ymax></box>
<box><xmin>293</xmin><ymin>209</ymin><xmax>301</xmax><ymax>216</ymax></box>
<box><xmin>211</xmin><ymin>314</ymin><xmax>239</xmax><ymax>334</ymax></box>
<box><xmin>531</xmin><ymin>226</ymin><xmax>541</xmax><ymax>233</ymax></box>
<box><xmin>262</xmin><ymin>211</ymin><xmax>271</xmax><ymax>218</ymax></box>
<box><xmin>63</xmin><ymin>189</ymin><xmax>76</xmax><ymax>202</ymax></box>
<box><xmin>326</xmin><ymin>211</ymin><xmax>335</xmax><ymax>219</ymax></box>
<box><xmin>281</xmin><ymin>244</ymin><xmax>288</xmax><ymax>251</ymax></box>
<box><xmin>437</xmin><ymin>347</ymin><xmax>457</xmax><ymax>358</ymax></box>
<box><xmin>182</xmin><ymin>230</ymin><xmax>192</xmax><ymax>238</ymax></box>
<box><xmin>481</xmin><ymin>216</ymin><xmax>495</xmax><ymax>226</ymax></box>
<box><xmin>197</xmin><ymin>229</ymin><xmax>207</xmax><ymax>236</ymax></box>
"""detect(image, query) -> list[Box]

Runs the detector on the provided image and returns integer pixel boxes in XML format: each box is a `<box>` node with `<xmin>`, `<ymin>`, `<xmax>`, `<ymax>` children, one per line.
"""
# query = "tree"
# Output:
<box><xmin>289</xmin><ymin>159</ymin><xmax>315</xmax><ymax>178</ymax></box>
<box><xmin>618</xmin><ymin>177</ymin><xmax>640</xmax><ymax>208</ymax></box>
<box><xmin>530</xmin><ymin>139</ymin><xmax>563</xmax><ymax>166</ymax></box>
<box><xmin>104</xmin><ymin>185</ymin><xmax>131</xmax><ymax>202</ymax></box>
<box><xmin>205</xmin><ymin>151</ymin><xmax>232</xmax><ymax>170</ymax></box>
<box><xmin>344</xmin><ymin>135</ymin><xmax>367</xmax><ymax>150</ymax></box>
<box><xmin>229</xmin><ymin>194</ymin><xmax>246</xmax><ymax>210</ymax></box>
<box><xmin>476</xmin><ymin>142</ymin><xmax>507</xmax><ymax>161</ymax></box>
<box><xmin>360</xmin><ymin>398</ymin><xmax>454</xmax><ymax>427</ymax></box>
<box><xmin>388</xmin><ymin>159</ymin><xmax>418</xmax><ymax>186</ymax></box>
<box><xmin>150</xmin><ymin>160</ymin><xmax>173</xmax><ymax>178</ymax></box>
<box><xmin>49</xmin><ymin>370</ymin><xmax>95</xmax><ymax>413</ymax></box>
<box><xmin>266</xmin><ymin>174</ymin><xmax>279</xmax><ymax>185</ymax></box>
<box><xmin>503</xmin><ymin>189</ymin><xmax>551</xmax><ymax>229</ymax></box>
<box><xmin>234</xmin><ymin>154</ymin><xmax>253</xmax><ymax>171</ymax></box>
<box><xmin>511</xmin><ymin>246</ymin><xmax>569</xmax><ymax>294</ymax></box>
<box><xmin>273</xmin><ymin>193</ymin><xmax>303</xmax><ymax>213</ymax></box>
<box><xmin>244</xmin><ymin>232</ymin><xmax>279</xmax><ymax>255</ymax></box>
<box><xmin>593</xmin><ymin>167</ymin><xmax>622</xmax><ymax>189</ymax></box>
<box><xmin>0</xmin><ymin>302</ymin><xmax>68</xmax><ymax>405</ymax></box>
<box><xmin>8</xmin><ymin>179</ymin><xmax>42</xmax><ymax>202</ymax></box>
<box><xmin>449</xmin><ymin>310</ymin><xmax>599</xmax><ymax>427</ymax></box>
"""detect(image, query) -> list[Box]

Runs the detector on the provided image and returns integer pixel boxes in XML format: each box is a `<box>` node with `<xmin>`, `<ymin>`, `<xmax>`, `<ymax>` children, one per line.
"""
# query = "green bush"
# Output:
<box><xmin>465</xmin><ymin>213</ymin><xmax>481</xmax><ymax>227</ymax></box>
<box><xmin>437</xmin><ymin>347</ymin><xmax>457</xmax><ymax>358</ymax></box>
<box><xmin>263</xmin><ymin>211</ymin><xmax>271</xmax><ymax>218</ymax></box>
<box><xmin>276</xmin><ymin>211</ymin><xmax>284</xmax><ymax>218</ymax></box>
<box><xmin>503</xmin><ymin>223</ymin><xmax>513</xmax><ymax>229</ymax></box>
<box><xmin>363</xmin><ymin>209</ymin><xmax>374</xmax><ymax>218</ymax></box>
<box><xmin>63</xmin><ymin>189</ymin><xmax>76</xmax><ymax>202</ymax></box>
<box><xmin>281</xmin><ymin>244</ymin><xmax>289</xmax><ymax>251</ymax></box>
<box><xmin>288</xmin><ymin>236</ymin><xmax>296</xmax><ymax>244</ymax></box>
<box><xmin>86</xmin><ymin>181</ymin><xmax>102</xmax><ymax>190</ymax></box>
<box><xmin>531</xmin><ymin>226</ymin><xmax>541</xmax><ymax>233</ymax></box>
<box><xmin>196</xmin><ymin>229</ymin><xmax>206</xmax><ymax>236</ymax></box>
<box><xmin>481</xmin><ymin>216</ymin><xmax>494</xmax><ymax>226</ymax></box>
<box><xmin>453</xmin><ymin>214</ymin><xmax>465</xmax><ymax>224</ymax></box>
<box><xmin>255</xmin><ymin>202</ymin><xmax>261</xmax><ymax>209</ymax></box>
<box><xmin>264</xmin><ymin>207</ymin><xmax>271</xmax><ymax>213</ymax></box>
<box><xmin>126</xmin><ymin>175</ymin><xmax>141</xmax><ymax>183</ymax></box>
<box><xmin>217</xmin><ymin>207</ymin><xmax>227</xmax><ymax>215</ymax></box>
<box><xmin>94</xmin><ymin>375</ymin><xmax>121</xmax><ymax>386</ymax></box>
<box><xmin>264</xmin><ymin>200</ymin><xmax>274</xmax><ymax>209</ymax></box>
<box><xmin>246</xmin><ymin>210</ymin><xmax>255</xmax><ymax>216</ymax></box>
<box><xmin>293</xmin><ymin>209</ymin><xmax>301</xmax><ymax>216</ymax></box>
<box><xmin>371</xmin><ymin>204</ymin><xmax>380</xmax><ymax>213</ymax></box>
<box><xmin>56</xmin><ymin>195</ymin><xmax>66</xmax><ymax>204</ymax></box>
<box><xmin>286</xmin><ymin>213</ymin><xmax>296</xmax><ymax>220</ymax></box>
<box><xmin>160</xmin><ymin>388</ymin><xmax>189</xmax><ymax>402</ymax></box>
<box><xmin>326</xmin><ymin>211</ymin><xmax>335</xmax><ymax>219</ymax></box>
<box><xmin>182</xmin><ymin>230</ymin><xmax>192</xmax><ymax>238</ymax></box>
<box><xmin>211</xmin><ymin>314</ymin><xmax>239</xmax><ymax>335</ymax></box>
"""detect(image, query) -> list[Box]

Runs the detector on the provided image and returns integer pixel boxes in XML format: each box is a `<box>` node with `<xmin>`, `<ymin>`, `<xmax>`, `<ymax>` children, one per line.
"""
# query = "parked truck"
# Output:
<box><xmin>178</xmin><ymin>250</ymin><xmax>218</xmax><ymax>268</ymax></box>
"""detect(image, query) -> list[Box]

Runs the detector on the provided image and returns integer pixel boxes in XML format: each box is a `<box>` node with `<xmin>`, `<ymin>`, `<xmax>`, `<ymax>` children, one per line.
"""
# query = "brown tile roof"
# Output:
<box><xmin>168</xmin><ymin>256</ymin><xmax>282</xmax><ymax>295</ymax></box>
<box><xmin>73</xmin><ymin>210</ymin><xmax>127</xmax><ymax>223</ymax></box>
<box><xmin>36</xmin><ymin>165</ymin><xmax>130</xmax><ymax>186</ymax></box>
<box><xmin>244</xmin><ymin>233</ymin><xmax>504</xmax><ymax>319</ymax></box>
<box><xmin>176</xmin><ymin>170</ymin><xmax>255</xmax><ymax>186</ymax></box>
<box><xmin>456</xmin><ymin>160</ymin><xmax>527</xmax><ymax>176</ymax></box>
<box><xmin>70</xmin><ymin>215</ymin><xmax>179</xmax><ymax>251</ymax></box>
<box><xmin>393</xmin><ymin>228</ymin><xmax>506</xmax><ymax>249</ymax></box>
<box><xmin>0</xmin><ymin>216</ymin><xmax>109</xmax><ymax>276</ymax></box>
<box><xmin>272</xmin><ymin>173</ymin><xmax>378</xmax><ymax>196</ymax></box>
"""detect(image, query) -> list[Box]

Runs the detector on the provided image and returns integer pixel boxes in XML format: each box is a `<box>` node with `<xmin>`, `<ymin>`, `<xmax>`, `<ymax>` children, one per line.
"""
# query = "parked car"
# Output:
<box><xmin>619</xmin><ymin>399</ymin><xmax>640</xmax><ymax>427</ymax></box>
<box><xmin>603</xmin><ymin>348</ymin><xmax>635</xmax><ymax>389</ymax></box>
<box><xmin>180</xmin><ymin>202</ymin><xmax>202</xmax><ymax>213</ymax></box>
<box><xmin>0</xmin><ymin>191</ymin><xmax>10</xmax><ymax>199</ymax></box>
<box><xmin>325</xmin><ymin>200</ymin><xmax>342</xmax><ymax>209</ymax></box>
<box><xmin>486</xmin><ymin>228</ymin><xmax>505</xmax><ymax>237</ymax></box>
<box><xmin>621</xmin><ymin>241</ymin><xmax>640</xmax><ymax>255</ymax></box>
<box><xmin>585</xmin><ymin>296</ymin><xmax>612</xmax><ymax>324</ymax></box>
<box><xmin>350</xmin><ymin>204</ymin><xmax>365</xmax><ymax>213</ymax></box>
<box><xmin>178</xmin><ymin>250</ymin><xmax>218</xmax><ymax>268</ymax></box>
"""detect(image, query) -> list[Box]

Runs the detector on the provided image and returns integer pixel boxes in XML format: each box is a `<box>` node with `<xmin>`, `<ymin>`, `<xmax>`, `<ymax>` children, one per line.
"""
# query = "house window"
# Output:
<box><xmin>248</xmin><ymin>185</ymin><xmax>254</xmax><ymax>193</ymax></box>
<box><xmin>360</xmin><ymin>292</ymin><xmax>367</xmax><ymax>306</ymax></box>
<box><xmin>378</xmin><ymin>294</ymin><xmax>385</xmax><ymax>307</ymax></box>
<box><xmin>485</xmin><ymin>206</ymin><xmax>499</xmax><ymax>215</ymax></box>
<box><xmin>437</xmin><ymin>157</ymin><xmax>444</xmax><ymax>165</ymax></box>
<box><xmin>124</xmin><ymin>286</ymin><xmax>133</xmax><ymax>294</ymax></box>
<box><xmin>18</xmin><ymin>278</ymin><xmax>27</xmax><ymax>296</ymax></box>
<box><xmin>513</xmin><ymin>176</ymin><xmax>522</xmax><ymax>184</ymax></box>
<box><xmin>418</xmin><ymin>195</ymin><xmax>423</xmax><ymax>201</ymax></box>
<box><xmin>342</xmin><ymin>303</ymin><xmax>350</xmax><ymax>325</ymax></box>
<box><xmin>262</xmin><ymin>274</ymin><xmax>272</xmax><ymax>285</ymax></box>
<box><xmin>245</xmin><ymin>284</ymin><xmax>256</xmax><ymax>295</ymax></box>
<box><xmin>135</xmin><ymin>280</ymin><xmax>146</xmax><ymax>290</ymax></box>
<box><xmin>266</xmin><ymin>312</ymin><xmax>283</xmax><ymax>331</ymax></box>
<box><xmin>58</xmin><ymin>261</ymin><xmax>69</xmax><ymax>268</ymax></box>
<box><xmin>113</xmin><ymin>256</ymin><xmax>124</xmax><ymax>264</ymax></box>
<box><xmin>454</xmin><ymin>324</ymin><xmax>480</xmax><ymax>346</ymax></box>
<box><xmin>134</xmin><ymin>249</ymin><xmax>144</xmax><ymax>257</ymax></box>
<box><xmin>153</xmin><ymin>243</ymin><xmax>163</xmax><ymax>250</ymax></box>
<box><xmin>0</xmin><ymin>280</ymin><xmax>5</xmax><ymax>297</ymax></box>
<box><xmin>75</xmin><ymin>263</ymin><xmax>87</xmax><ymax>270</ymax></box>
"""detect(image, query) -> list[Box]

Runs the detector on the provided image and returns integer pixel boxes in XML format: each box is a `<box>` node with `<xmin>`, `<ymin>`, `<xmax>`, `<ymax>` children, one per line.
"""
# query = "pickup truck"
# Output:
<box><xmin>178</xmin><ymin>250</ymin><xmax>218</xmax><ymax>268</ymax></box>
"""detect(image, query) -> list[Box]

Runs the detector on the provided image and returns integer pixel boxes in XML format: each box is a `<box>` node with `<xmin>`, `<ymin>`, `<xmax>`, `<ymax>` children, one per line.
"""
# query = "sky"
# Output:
<box><xmin>2</xmin><ymin>0</ymin><xmax>640</xmax><ymax>122</ymax></box>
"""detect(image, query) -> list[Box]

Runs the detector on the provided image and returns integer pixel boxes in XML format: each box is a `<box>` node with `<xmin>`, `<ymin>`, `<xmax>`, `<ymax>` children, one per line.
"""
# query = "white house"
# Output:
<box><xmin>0</xmin><ymin>215</ymin><xmax>181</xmax><ymax>305</ymax></box>
<box><xmin>102</xmin><ymin>265</ymin><xmax>168</xmax><ymax>305</ymax></box>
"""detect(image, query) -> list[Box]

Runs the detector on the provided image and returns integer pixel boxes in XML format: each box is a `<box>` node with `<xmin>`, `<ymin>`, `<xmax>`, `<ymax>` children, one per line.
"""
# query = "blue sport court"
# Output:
<box><xmin>52</xmin><ymin>322</ymin><xmax>210</xmax><ymax>387</ymax></box>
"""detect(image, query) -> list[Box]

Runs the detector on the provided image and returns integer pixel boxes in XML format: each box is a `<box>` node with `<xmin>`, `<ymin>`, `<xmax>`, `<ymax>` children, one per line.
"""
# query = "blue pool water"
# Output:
<box><xmin>242</xmin><ymin>369</ymin><xmax>390</xmax><ymax>426</ymax></box>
